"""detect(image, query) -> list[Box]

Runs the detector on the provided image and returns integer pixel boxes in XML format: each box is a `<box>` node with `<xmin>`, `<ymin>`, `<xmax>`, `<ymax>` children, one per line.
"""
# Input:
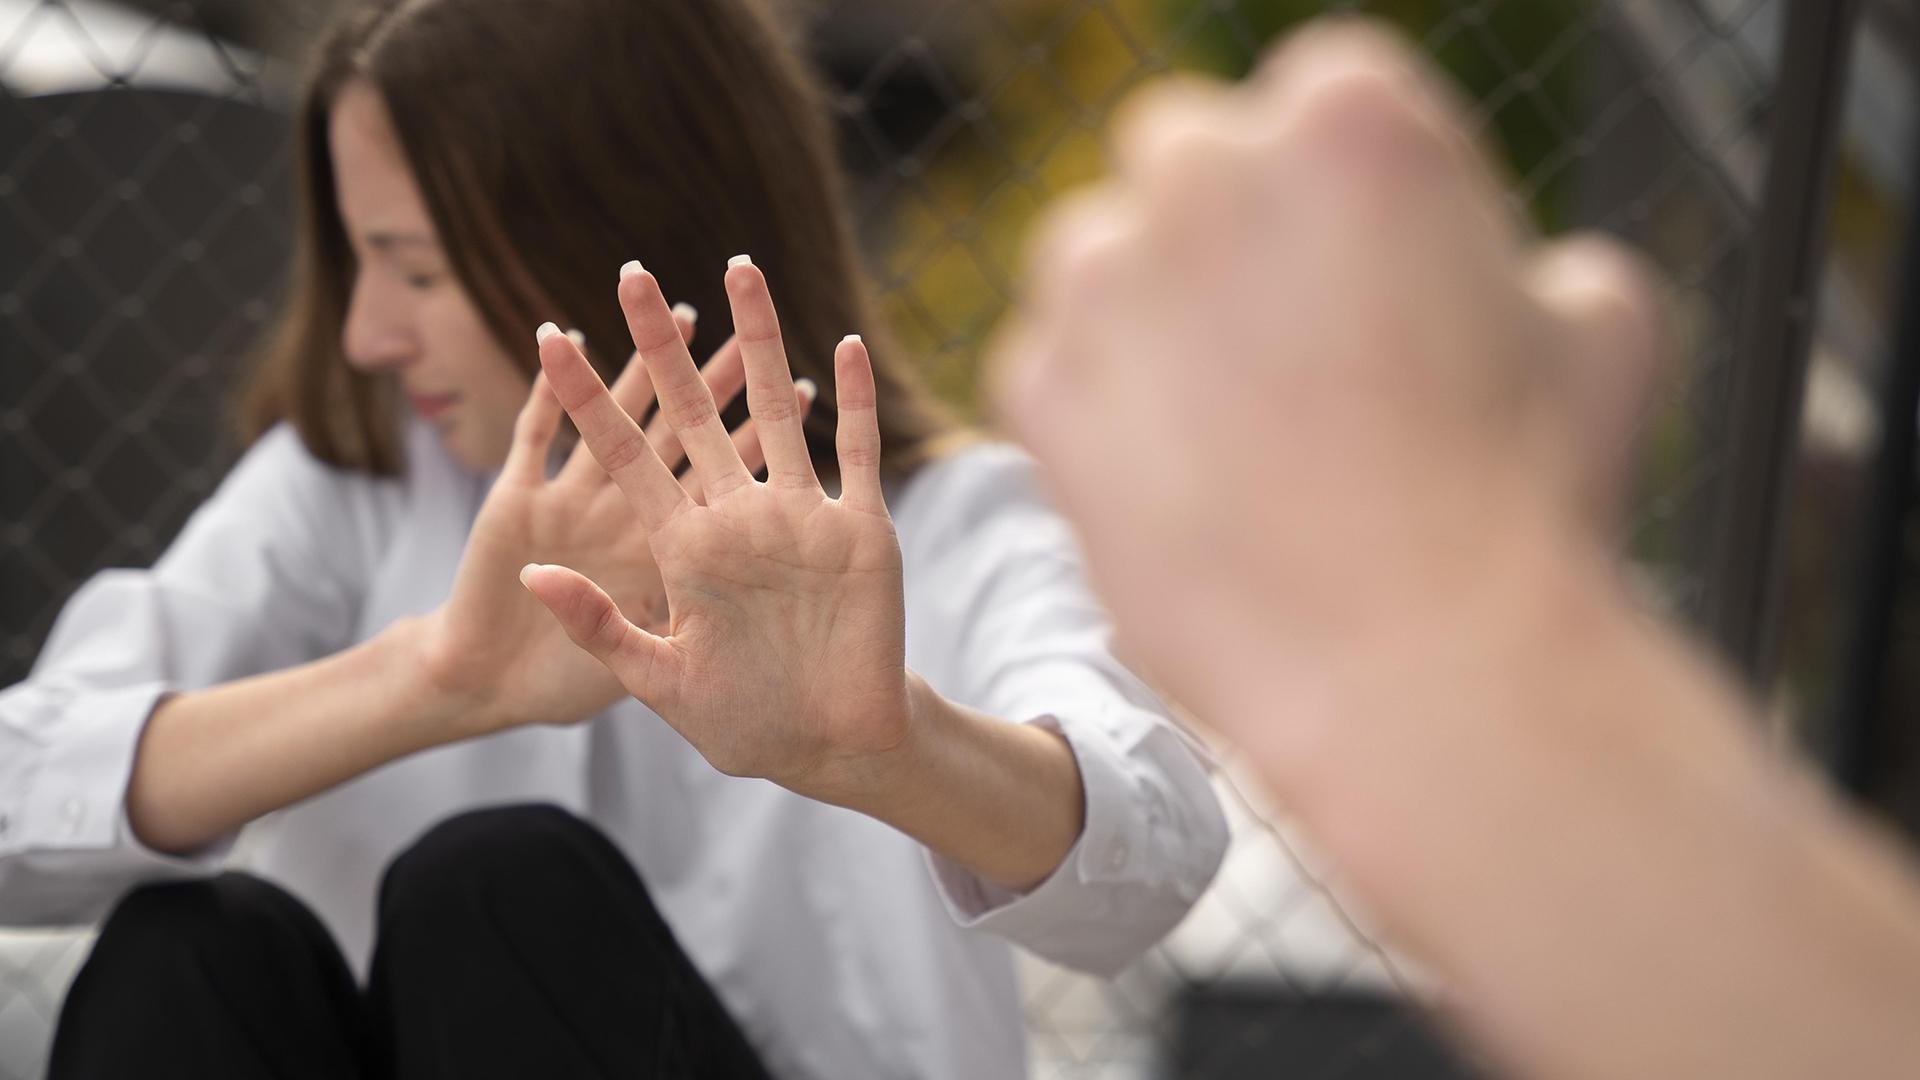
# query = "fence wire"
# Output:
<box><xmin>2</xmin><ymin>1</ymin><xmax>1782</xmax><ymax>1078</ymax></box>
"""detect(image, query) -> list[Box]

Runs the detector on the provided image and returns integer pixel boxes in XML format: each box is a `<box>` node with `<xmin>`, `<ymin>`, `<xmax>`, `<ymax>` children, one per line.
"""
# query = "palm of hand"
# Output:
<box><xmin>523</xmin><ymin>259</ymin><xmax>913</xmax><ymax>804</ymax></box>
<box><xmin>646</xmin><ymin>488</ymin><xmax>907</xmax><ymax>789</ymax></box>
<box><xmin>433</xmin><ymin>472</ymin><xmax>660</xmax><ymax>730</ymax></box>
<box><xmin>421</xmin><ymin>308</ymin><xmax>760</xmax><ymax>733</ymax></box>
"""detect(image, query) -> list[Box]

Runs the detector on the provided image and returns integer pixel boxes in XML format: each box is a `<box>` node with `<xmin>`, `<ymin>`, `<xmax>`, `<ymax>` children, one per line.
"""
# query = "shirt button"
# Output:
<box><xmin>62</xmin><ymin>798</ymin><xmax>84</xmax><ymax>834</ymax></box>
<box><xmin>1106</xmin><ymin>840</ymin><xmax>1129</xmax><ymax>873</ymax></box>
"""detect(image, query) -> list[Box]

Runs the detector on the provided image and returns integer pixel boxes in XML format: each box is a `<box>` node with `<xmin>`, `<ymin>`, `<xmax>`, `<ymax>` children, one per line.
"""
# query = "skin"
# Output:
<box><xmin>333</xmin><ymin>81</ymin><xmax>530</xmax><ymax>473</ymax></box>
<box><xmin>127</xmin><ymin>80</ymin><xmax>1086</xmax><ymax>893</ymax></box>
<box><xmin>992</xmin><ymin>20</ymin><xmax>1920</xmax><ymax>1080</ymax></box>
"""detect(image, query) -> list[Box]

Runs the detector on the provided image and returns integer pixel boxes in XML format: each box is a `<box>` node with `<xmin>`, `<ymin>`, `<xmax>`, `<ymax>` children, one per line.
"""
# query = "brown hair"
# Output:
<box><xmin>242</xmin><ymin>0</ymin><xmax>959</xmax><ymax>478</ymax></box>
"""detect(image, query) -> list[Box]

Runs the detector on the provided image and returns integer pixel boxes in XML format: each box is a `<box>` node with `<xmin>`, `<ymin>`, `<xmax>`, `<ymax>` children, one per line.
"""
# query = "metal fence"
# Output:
<box><xmin>2</xmin><ymin>0</ymin><xmax>1902</xmax><ymax>1077</ymax></box>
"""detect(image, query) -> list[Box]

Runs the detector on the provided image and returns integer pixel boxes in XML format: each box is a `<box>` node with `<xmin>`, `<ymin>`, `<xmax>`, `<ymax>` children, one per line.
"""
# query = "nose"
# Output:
<box><xmin>342</xmin><ymin>271</ymin><xmax>419</xmax><ymax>373</ymax></box>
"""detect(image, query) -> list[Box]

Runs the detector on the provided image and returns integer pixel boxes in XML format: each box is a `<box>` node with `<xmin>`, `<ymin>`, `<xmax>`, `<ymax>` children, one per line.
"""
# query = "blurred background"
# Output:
<box><xmin>4</xmin><ymin>0</ymin><xmax>1918</xmax><ymax>1077</ymax></box>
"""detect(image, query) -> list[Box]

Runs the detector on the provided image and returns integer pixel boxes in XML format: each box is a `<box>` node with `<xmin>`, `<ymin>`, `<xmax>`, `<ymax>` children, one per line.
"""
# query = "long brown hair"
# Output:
<box><xmin>242</xmin><ymin>0</ymin><xmax>959</xmax><ymax>478</ymax></box>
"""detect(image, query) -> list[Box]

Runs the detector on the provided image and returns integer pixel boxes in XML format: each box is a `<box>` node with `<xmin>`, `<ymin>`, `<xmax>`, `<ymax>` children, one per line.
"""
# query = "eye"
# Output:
<box><xmin>403</xmin><ymin>271</ymin><xmax>443</xmax><ymax>290</ymax></box>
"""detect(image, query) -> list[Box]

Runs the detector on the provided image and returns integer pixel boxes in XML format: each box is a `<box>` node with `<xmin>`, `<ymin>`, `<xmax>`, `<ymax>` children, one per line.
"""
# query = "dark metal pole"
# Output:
<box><xmin>1828</xmin><ymin>141</ymin><xmax>1920</xmax><ymax>797</ymax></box>
<box><xmin>1703</xmin><ymin>0</ymin><xmax>1861</xmax><ymax>685</ymax></box>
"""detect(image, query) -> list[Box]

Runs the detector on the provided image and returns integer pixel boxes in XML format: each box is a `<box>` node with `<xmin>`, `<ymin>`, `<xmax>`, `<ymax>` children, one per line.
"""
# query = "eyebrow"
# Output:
<box><xmin>366</xmin><ymin>231</ymin><xmax>441</xmax><ymax>252</ymax></box>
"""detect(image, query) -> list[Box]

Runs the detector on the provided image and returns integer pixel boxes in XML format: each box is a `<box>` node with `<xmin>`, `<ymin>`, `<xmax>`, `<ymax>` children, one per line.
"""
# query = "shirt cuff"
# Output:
<box><xmin>20</xmin><ymin>681</ymin><xmax>170</xmax><ymax>853</ymax></box>
<box><xmin>1</xmin><ymin>682</ymin><xmax>233</xmax><ymax>924</ymax></box>
<box><xmin>923</xmin><ymin>710</ymin><xmax>1159</xmax><ymax>976</ymax></box>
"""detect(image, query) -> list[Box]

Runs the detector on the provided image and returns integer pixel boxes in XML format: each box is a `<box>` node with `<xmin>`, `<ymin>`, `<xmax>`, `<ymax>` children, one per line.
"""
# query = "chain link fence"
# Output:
<box><xmin>0</xmin><ymin>0</ymin><xmax>1817</xmax><ymax>1077</ymax></box>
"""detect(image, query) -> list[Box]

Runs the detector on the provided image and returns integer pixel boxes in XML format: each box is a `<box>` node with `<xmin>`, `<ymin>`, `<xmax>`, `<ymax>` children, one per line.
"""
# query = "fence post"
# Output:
<box><xmin>1829</xmin><ymin>137</ymin><xmax>1920</xmax><ymax>804</ymax></box>
<box><xmin>1702</xmin><ymin>0</ymin><xmax>1861</xmax><ymax>686</ymax></box>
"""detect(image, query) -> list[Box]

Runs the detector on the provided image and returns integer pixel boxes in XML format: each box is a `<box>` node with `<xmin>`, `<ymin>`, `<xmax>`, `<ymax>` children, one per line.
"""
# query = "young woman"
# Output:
<box><xmin>0</xmin><ymin>0</ymin><xmax>1227</xmax><ymax>1076</ymax></box>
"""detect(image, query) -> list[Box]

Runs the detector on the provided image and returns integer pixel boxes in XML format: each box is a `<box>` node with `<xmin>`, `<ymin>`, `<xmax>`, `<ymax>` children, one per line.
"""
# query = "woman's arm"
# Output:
<box><xmin>123</xmin><ymin>617</ymin><xmax>460</xmax><ymax>854</ymax></box>
<box><xmin>826</xmin><ymin>673</ymin><xmax>1084</xmax><ymax>891</ymax></box>
<box><xmin>0</xmin><ymin>425</ymin><xmax>389</xmax><ymax>919</ymax></box>
<box><xmin>125</xmin><ymin>626</ymin><xmax>1085</xmax><ymax>882</ymax></box>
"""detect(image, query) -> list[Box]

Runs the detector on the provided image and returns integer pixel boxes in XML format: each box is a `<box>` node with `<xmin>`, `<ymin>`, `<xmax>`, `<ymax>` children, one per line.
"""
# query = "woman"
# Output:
<box><xmin>0</xmin><ymin>0</ymin><xmax>1227</xmax><ymax>1076</ymax></box>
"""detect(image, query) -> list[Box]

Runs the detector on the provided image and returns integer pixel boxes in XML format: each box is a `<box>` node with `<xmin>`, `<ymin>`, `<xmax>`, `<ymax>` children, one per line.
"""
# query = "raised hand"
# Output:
<box><xmin>990</xmin><ymin>23</ymin><xmax>1661</xmax><ymax>736</ymax></box>
<box><xmin>418</xmin><ymin>309</ymin><xmax>815</xmax><ymax>735</ymax></box>
<box><xmin>523</xmin><ymin>259</ymin><xmax>913</xmax><ymax>805</ymax></box>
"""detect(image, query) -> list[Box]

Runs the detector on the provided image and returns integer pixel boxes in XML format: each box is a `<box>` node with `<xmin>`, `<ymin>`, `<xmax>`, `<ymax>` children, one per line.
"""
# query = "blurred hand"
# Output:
<box><xmin>991</xmin><ymin>21</ymin><xmax>1663</xmax><ymax>745</ymax></box>
<box><xmin>523</xmin><ymin>260</ymin><xmax>913</xmax><ymax>805</ymax></box>
<box><xmin>419</xmin><ymin>309</ymin><xmax>815</xmax><ymax>734</ymax></box>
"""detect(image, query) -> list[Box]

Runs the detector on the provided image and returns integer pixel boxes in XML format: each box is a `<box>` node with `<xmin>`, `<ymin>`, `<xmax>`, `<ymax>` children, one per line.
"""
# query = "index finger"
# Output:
<box><xmin>535</xmin><ymin>321</ymin><xmax>691</xmax><ymax>529</ymax></box>
<box><xmin>618</xmin><ymin>262</ymin><xmax>752</xmax><ymax>500</ymax></box>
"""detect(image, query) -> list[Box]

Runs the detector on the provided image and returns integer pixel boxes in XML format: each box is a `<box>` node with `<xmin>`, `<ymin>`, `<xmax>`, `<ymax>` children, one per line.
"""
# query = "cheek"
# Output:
<box><xmin>425</xmin><ymin>297</ymin><xmax>530</xmax><ymax>413</ymax></box>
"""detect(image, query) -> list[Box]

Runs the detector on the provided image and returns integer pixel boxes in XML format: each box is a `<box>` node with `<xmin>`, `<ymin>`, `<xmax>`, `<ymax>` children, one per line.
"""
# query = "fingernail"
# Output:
<box><xmin>727</xmin><ymin>253</ymin><xmax>753</xmax><ymax>268</ymax></box>
<box><xmin>841</xmin><ymin>333</ymin><xmax>863</xmax><ymax>345</ymax></box>
<box><xmin>670</xmin><ymin>301</ymin><xmax>698</xmax><ymax>324</ymax></box>
<box><xmin>619</xmin><ymin>260</ymin><xmax>645</xmax><ymax>280</ymax></box>
<box><xmin>535</xmin><ymin>322</ymin><xmax>561</xmax><ymax>344</ymax></box>
<box><xmin>795</xmin><ymin>377</ymin><xmax>817</xmax><ymax>402</ymax></box>
<box><xmin>565</xmin><ymin>328</ymin><xmax>586</xmax><ymax>350</ymax></box>
<box><xmin>518</xmin><ymin>563</ymin><xmax>541</xmax><ymax>587</ymax></box>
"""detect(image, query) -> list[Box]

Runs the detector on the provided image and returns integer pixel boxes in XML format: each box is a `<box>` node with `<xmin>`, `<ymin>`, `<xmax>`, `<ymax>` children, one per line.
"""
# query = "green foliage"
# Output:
<box><xmin>1163</xmin><ymin>0</ymin><xmax>1595</xmax><ymax>230</ymax></box>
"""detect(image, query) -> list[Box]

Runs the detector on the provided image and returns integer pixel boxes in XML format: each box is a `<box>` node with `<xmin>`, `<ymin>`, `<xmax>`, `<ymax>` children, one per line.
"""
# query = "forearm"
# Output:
<box><xmin>125</xmin><ymin>617</ymin><xmax>467</xmax><ymax>854</ymax></box>
<box><xmin>832</xmin><ymin>671</ymin><xmax>1086</xmax><ymax>892</ymax></box>
<box><xmin>1255</xmin><ymin>545</ymin><xmax>1920</xmax><ymax>1080</ymax></box>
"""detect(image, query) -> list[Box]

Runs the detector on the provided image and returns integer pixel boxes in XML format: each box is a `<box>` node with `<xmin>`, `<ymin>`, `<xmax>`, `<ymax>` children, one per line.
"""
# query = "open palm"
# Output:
<box><xmin>421</xmin><ymin>314</ymin><xmax>809</xmax><ymax>734</ymax></box>
<box><xmin>524</xmin><ymin>260</ymin><xmax>912</xmax><ymax>800</ymax></box>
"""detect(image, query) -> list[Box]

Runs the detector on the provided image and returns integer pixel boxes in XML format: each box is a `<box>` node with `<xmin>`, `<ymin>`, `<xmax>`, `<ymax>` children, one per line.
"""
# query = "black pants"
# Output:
<box><xmin>47</xmin><ymin>804</ymin><xmax>773</xmax><ymax>1080</ymax></box>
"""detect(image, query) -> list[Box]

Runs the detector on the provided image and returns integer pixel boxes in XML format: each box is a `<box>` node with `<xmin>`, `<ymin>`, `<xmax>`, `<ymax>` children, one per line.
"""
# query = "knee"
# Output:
<box><xmin>92</xmin><ymin>873</ymin><xmax>315</xmax><ymax>970</ymax></box>
<box><xmin>380</xmin><ymin>803</ymin><xmax>603</xmax><ymax>915</ymax></box>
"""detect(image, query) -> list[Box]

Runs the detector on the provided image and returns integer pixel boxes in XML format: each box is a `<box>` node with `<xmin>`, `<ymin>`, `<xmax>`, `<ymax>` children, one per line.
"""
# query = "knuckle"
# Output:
<box><xmin>1030</xmin><ymin>196</ymin><xmax>1135</xmax><ymax>311</ymax></box>
<box><xmin>1292</xmin><ymin>65</ymin><xmax>1424</xmax><ymax>148</ymax></box>
<box><xmin>1540</xmin><ymin>234</ymin><xmax>1668</xmax><ymax>368</ymax></box>
<box><xmin>837</xmin><ymin>438</ymin><xmax>881</xmax><ymax>470</ymax></box>
<box><xmin>595</xmin><ymin>431</ymin><xmax>647</xmax><ymax>475</ymax></box>
<box><xmin>749</xmin><ymin>393</ymin><xmax>799</xmax><ymax>426</ymax></box>
<box><xmin>1112</xmin><ymin>75</ymin><xmax>1233</xmax><ymax>170</ymax></box>
<box><xmin>586</xmin><ymin>600</ymin><xmax>624</xmax><ymax>653</ymax></box>
<box><xmin>662</xmin><ymin>395</ymin><xmax>717</xmax><ymax>434</ymax></box>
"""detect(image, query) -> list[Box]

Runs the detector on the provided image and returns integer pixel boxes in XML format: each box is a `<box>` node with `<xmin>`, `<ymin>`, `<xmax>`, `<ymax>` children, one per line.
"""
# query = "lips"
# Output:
<box><xmin>407</xmin><ymin>391</ymin><xmax>460</xmax><ymax>420</ymax></box>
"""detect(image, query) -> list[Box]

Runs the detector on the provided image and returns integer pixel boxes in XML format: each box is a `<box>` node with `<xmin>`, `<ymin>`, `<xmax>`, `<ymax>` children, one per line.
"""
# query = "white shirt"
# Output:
<box><xmin>0</xmin><ymin>420</ymin><xmax>1228</xmax><ymax>1080</ymax></box>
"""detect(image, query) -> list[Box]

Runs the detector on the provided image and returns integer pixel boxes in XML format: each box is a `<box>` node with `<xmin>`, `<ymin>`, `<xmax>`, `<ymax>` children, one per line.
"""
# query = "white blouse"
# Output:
<box><xmin>0</xmin><ymin>419</ymin><xmax>1228</xmax><ymax>1080</ymax></box>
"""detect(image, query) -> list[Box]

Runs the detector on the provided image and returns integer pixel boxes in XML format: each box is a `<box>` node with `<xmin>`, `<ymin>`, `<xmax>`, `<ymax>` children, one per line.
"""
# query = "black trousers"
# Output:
<box><xmin>47</xmin><ymin>804</ymin><xmax>773</xmax><ymax>1080</ymax></box>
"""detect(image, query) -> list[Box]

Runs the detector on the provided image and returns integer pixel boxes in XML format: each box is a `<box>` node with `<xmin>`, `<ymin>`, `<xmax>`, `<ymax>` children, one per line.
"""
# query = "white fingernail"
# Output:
<box><xmin>518</xmin><ymin>563</ymin><xmax>540</xmax><ymax>587</ymax></box>
<box><xmin>670</xmin><ymin>301</ymin><xmax>698</xmax><ymax>324</ymax></box>
<box><xmin>535</xmin><ymin>322</ymin><xmax>560</xmax><ymax>344</ymax></box>
<box><xmin>619</xmin><ymin>260</ymin><xmax>645</xmax><ymax>280</ymax></box>
<box><xmin>795</xmin><ymin>377</ymin><xmax>817</xmax><ymax>402</ymax></box>
<box><xmin>727</xmin><ymin>253</ymin><xmax>753</xmax><ymax>268</ymax></box>
<box><xmin>565</xmin><ymin>328</ymin><xmax>586</xmax><ymax>349</ymax></box>
<box><xmin>841</xmin><ymin>333</ymin><xmax>863</xmax><ymax>345</ymax></box>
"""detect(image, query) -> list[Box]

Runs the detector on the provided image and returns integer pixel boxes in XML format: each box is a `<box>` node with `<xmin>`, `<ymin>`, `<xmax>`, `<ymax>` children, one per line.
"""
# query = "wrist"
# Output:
<box><xmin>813</xmin><ymin>671</ymin><xmax>1085</xmax><ymax>891</ymax></box>
<box><xmin>801</xmin><ymin>670</ymin><xmax>945</xmax><ymax>815</ymax></box>
<box><xmin>378</xmin><ymin>615</ymin><xmax>496</xmax><ymax>744</ymax></box>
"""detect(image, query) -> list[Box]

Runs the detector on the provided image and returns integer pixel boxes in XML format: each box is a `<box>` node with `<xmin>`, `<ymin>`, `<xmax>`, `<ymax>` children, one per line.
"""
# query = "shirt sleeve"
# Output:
<box><xmin>0</xmin><ymin>426</ymin><xmax>391</xmax><ymax>924</ymax></box>
<box><xmin>895</xmin><ymin>443</ymin><xmax>1229</xmax><ymax>976</ymax></box>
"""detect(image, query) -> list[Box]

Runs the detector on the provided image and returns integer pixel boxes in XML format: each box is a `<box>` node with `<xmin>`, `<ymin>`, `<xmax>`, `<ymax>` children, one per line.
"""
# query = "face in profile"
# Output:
<box><xmin>327</xmin><ymin>79</ymin><xmax>530</xmax><ymax>472</ymax></box>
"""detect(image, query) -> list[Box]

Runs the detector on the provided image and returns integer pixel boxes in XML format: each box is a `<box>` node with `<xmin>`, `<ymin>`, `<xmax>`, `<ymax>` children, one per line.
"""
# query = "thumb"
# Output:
<box><xmin>520</xmin><ymin>562</ymin><xmax>676</xmax><ymax>705</ymax></box>
<box><xmin>1523</xmin><ymin>234</ymin><xmax>1669</xmax><ymax>533</ymax></box>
